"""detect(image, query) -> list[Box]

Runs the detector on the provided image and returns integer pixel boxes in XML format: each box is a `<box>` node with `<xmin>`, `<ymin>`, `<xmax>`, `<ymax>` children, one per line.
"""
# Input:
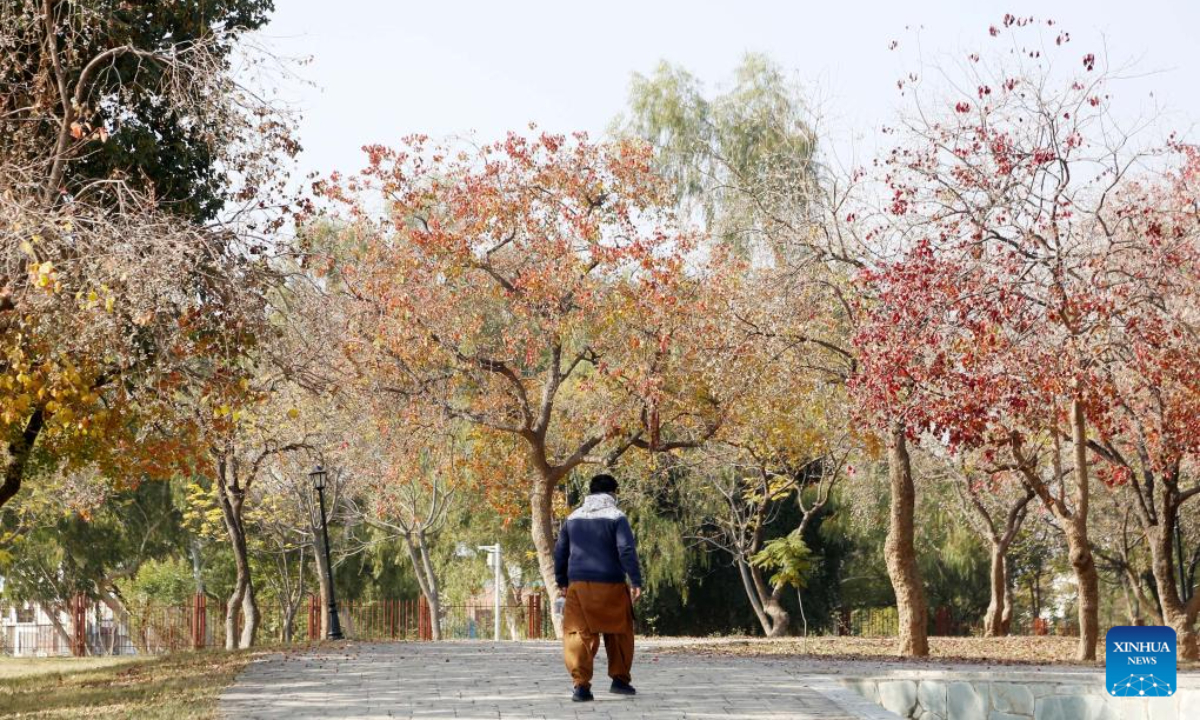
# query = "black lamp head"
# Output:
<box><xmin>309</xmin><ymin>464</ymin><xmax>328</xmax><ymax>490</ymax></box>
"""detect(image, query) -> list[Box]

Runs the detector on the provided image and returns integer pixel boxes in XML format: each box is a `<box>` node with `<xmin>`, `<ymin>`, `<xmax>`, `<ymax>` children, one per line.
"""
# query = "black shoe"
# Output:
<box><xmin>610</xmin><ymin>679</ymin><xmax>637</xmax><ymax>695</ymax></box>
<box><xmin>572</xmin><ymin>686</ymin><xmax>594</xmax><ymax>702</ymax></box>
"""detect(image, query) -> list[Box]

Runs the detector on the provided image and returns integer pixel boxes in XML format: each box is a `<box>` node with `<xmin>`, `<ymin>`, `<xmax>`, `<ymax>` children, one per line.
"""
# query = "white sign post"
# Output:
<box><xmin>477</xmin><ymin>544</ymin><xmax>502</xmax><ymax>641</ymax></box>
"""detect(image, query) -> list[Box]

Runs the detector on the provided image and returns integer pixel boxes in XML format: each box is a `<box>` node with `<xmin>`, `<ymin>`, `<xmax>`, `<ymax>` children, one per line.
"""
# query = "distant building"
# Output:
<box><xmin>1</xmin><ymin>600</ymin><xmax>149</xmax><ymax>657</ymax></box>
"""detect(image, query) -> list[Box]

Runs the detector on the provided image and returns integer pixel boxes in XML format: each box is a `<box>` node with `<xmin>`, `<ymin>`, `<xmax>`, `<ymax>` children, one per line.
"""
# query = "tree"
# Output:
<box><xmin>690</xmin><ymin>443</ymin><xmax>840</xmax><ymax>637</ymax></box>
<box><xmin>322</xmin><ymin>132</ymin><xmax>725</xmax><ymax>634</ymax></box>
<box><xmin>179</xmin><ymin>373</ymin><xmax>322</xmax><ymax>649</ymax></box>
<box><xmin>353</xmin><ymin>419</ymin><xmax>459</xmax><ymax>641</ymax></box>
<box><xmin>620</xmin><ymin>54</ymin><xmax>869</xmax><ymax>641</ymax></box>
<box><xmin>1</xmin><ymin>0</ymin><xmax>280</xmax><ymax>222</ymax></box>
<box><xmin>0</xmin><ymin>467</ymin><xmax>184</xmax><ymax>653</ymax></box>
<box><xmin>618</xmin><ymin>53</ymin><xmax>819</xmax><ymax>257</ymax></box>
<box><xmin>852</xmin><ymin>17</ymin><xmax>1161</xmax><ymax>660</ymax></box>
<box><xmin>1085</xmin><ymin>144</ymin><xmax>1200</xmax><ymax>658</ymax></box>
<box><xmin>750</xmin><ymin>532</ymin><xmax>814</xmax><ymax>637</ymax></box>
<box><xmin>686</xmin><ymin>319</ymin><xmax>851</xmax><ymax>638</ymax></box>
<box><xmin>944</xmin><ymin>456</ymin><xmax>1035</xmax><ymax>636</ymax></box>
<box><xmin>0</xmin><ymin>0</ymin><xmax>291</xmax><ymax>512</ymax></box>
<box><xmin>247</xmin><ymin>476</ymin><xmax>310</xmax><ymax>644</ymax></box>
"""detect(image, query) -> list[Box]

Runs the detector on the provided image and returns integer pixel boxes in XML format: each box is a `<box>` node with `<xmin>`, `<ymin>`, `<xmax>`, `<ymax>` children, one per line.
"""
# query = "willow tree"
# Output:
<box><xmin>620</xmin><ymin>55</ymin><xmax>867</xmax><ymax>642</ymax></box>
<box><xmin>617</xmin><ymin>53</ymin><xmax>819</xmax><ymax>258</ymax></box>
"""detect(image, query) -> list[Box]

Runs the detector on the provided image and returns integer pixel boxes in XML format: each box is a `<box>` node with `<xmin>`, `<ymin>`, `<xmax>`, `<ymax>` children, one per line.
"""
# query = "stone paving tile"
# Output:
<box><xmin>220</xmin><ymin>641</ymin><xmax>866</xmax><ymax>719</ymax></box>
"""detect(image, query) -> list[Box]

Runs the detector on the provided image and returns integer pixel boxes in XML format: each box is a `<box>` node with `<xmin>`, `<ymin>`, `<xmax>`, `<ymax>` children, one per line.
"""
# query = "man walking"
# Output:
<box><xmin>553</xmin><ymin>473</ymin><xmax>643</xmax><ymax>702</ymax></box>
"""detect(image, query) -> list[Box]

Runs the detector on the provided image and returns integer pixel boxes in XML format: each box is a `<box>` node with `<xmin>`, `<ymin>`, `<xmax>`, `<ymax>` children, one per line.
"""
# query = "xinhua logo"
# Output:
<box><xmin>1106</xmin><ymin>626</ymin><xmax>1177</xmax><ymax>697</ymax></box>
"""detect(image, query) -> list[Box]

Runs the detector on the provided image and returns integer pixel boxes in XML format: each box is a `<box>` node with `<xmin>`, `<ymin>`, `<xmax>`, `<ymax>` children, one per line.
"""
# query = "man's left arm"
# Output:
<box><xmin>615</xmin><ymin>516</ymin><xmax>643</xmax><ymax>593</ymax></box>
<box><xmin>553</xmin><ymin>521</ymin><xmax>571</xmax><ymax>593</ymax></box>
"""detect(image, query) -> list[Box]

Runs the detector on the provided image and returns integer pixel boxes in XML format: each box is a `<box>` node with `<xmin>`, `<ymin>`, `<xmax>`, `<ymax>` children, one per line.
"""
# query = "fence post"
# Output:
<box><xmin>934</xmin><ymin>606</ymin><xmax>950</xmax><ymax>636</ymax></box>
<box><xmin>418</xmin><ymin>595</ymin><xmax>430</xmax><ymax>641</ymax></box>
<box><xmin>70</xmin><ymin>593</ymin><xmax>87</xmax><ymax>657</ymax></box>
<box><xmin>526</xmin><ymin>593</ymin><xmax>541</xmax><ymax>640</ymax></box>
<box><xmin>526</xmin><ymin>594</ymin><xmax>533</xmax><ymax>639</ymax></box>
<box><xmin>307</xmin><ymin>594</ymin><xmax>319</xmax><ymax>641</ymax></box>
<box><xmin>191</xmin><ymin>593</ymin><xmax>206</xmax><ymax>650</ymax></box>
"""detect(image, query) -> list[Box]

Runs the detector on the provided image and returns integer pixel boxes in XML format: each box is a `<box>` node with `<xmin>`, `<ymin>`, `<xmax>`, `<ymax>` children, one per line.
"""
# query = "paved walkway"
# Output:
<box><xmin>220</xmin><ymin>640</ymin><xmax>887</xmax><ymax>719</ymax></box>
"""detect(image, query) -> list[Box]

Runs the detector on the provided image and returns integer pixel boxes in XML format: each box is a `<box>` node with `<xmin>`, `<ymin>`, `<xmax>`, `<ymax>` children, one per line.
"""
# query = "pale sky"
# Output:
<box><xmin>259</xmin><ymin>1</ymin><xmax>1200</xmax><ymax>182</ymax></box>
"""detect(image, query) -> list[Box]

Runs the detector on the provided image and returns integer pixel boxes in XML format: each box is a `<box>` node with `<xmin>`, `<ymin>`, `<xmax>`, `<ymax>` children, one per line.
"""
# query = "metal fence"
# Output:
<box><xmin>829</xmin><ymin>606</ymin><xmax>1099</xmax><ymax>638</ymax></box>
<box><xmin>1</xmin><ymin>593</ymin><xmax>550</xmax><ymax>657</ymax></box>
<box><xmin>4</xmin><ymin>595</ymin><xmax>1096</xmax><ymax>657</ymax></box>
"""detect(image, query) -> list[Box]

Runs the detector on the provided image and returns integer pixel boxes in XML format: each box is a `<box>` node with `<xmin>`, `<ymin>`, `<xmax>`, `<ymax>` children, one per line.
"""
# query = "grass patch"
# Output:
<box><xmin>0</xmin><ymin>648</ymin><xmax>268</xmax><ymax>718</ymax></box>
<box><xmin>0</xmin><ymin>656</ymin><xmax>142</xmax><ymax>681</ymax></box>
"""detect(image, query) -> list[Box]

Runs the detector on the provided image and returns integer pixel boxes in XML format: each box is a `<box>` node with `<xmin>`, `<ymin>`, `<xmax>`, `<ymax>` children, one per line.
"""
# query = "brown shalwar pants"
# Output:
<box><xmin>561</xmin><ymin>581</ymin><xmax>635</xmax><ymax>688</ymax></box>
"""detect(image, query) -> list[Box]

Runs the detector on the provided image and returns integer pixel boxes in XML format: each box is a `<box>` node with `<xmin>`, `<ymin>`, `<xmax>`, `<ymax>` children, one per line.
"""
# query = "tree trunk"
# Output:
<box><xmin>885</xmin><ymin>421</ymin><xmax>929</xmax><ymax>657</ymax></box>
<box><xmin>760</xmin><ymin>594</ymin><xmax>790</xmax><ymax>637</ymax></box>
<box><xmin>239</xmin><ymin>582</ymin><xmax>259</xmax><ymax>649</ymax></box>
<box><xmin>223</xmin><ymin>562</ymin><xmax>245</xmax><ymax>649</ymax></box>
<box><xmin>281</xmin><ymin>604</ymin><xmax>296</xmax><ymax>643</ymax></box>
<box><xmin>737</xmin><ymin>559</ymin><xmax>774</xmax><ymax>635</ymax></box>
<box><xmin>311</xmin><ymin>537</ymin><xmax>331</xmax><ymax>638</ymax></box>
<box><xmin>1030</xmin><ymin>575</ymin><xmax>1042</xmax><ymax>620</ymax></box>
<box><xmin>1148</xmin><ymin>504</ymin><xmax>1200</xmax><ymax>660</ymax></box>
<box><xmin>403</xmin><ymin>533</ymin><xmax>443</xmax><ymax>641</ymax></box>
<box><xmin>1163</xmin><ymin>601</ymin><xmax>1200</xmax><ymax>661</ymax></box>
<box><xmin>0</xmin><ymin>408</ymin><xmax>44</xmax><ymax>510</ymax></box>
<box><xmin>1068</xmin><ymin>398</ymin><xmax>1099</xmax><ymax>662</ymax></box>
<box><xmin>749</xmin><ymin>565</ymin><xmax>790</xmax><ymax>637</ymax></box>
<box><xmin>1001</xmin><ymin>558</ymin><xmax>1015</xmax><ymax>634</ymax></box>
<box><xmin>216</xmin><ymin>479</ymin><xmax>258</xmax><ymax>649</ymax></box>
<box><xmin>1064</xmin><ymin>521</ymin><xmax>1099</xmax><ymax>660</ymax></box>
<box><xmin>957</xmin><ymin>479</ymin><xmax>1031</xmax><ymax>638</ymax></box>
<box><xmin>983</xmin><ymin>545</ymin><xmax>1008</xmax><ymax>637</ymax></box>
<box><xmin>95</xmin><ymin>586</ymin><xmax>128</xmax><ymax>655</ymax></box>
<box><xmin>189</xmin><ymin>537</ymin><xmax>205</xmax><ymax>595</ymax></box>
<box><xmin>418</xmin><ymin>538</ymin><xmax>443</xmax><ymax>641</ymax></box>
<box><xmin>530</xmin><ymin>475</ymin><xmax>563</xmax><ymax>638</ymax></box>
<box><xmin>41</xmin><ymin>602</ymin><xmax>73</xmax><ymax>653</ymax></box>
<box><xmin>503</xmin><ymin>564</ymin><xmax>527</xmax><ymax>640</ymax></box>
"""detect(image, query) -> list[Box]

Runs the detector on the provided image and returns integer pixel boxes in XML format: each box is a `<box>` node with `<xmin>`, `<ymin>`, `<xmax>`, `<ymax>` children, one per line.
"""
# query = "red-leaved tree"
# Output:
<box><xmin>853</xmin><ymin>17</ymin><xmax>1161</xmax><ymax>660</ymax></box>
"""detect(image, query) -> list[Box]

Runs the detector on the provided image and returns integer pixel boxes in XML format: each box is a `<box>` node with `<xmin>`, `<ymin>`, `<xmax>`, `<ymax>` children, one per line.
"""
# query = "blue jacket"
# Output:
<box><xmin>554</xmin><ymin>493</ymin><xmax>643</xmax><ymax>589</ymax></box>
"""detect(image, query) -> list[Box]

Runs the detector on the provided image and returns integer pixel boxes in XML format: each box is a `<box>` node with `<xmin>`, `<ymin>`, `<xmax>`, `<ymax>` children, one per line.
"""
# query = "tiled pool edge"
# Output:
<box><xmin>825</xmin><ymin>670</ymin><xmax>1200</xmax><ymax>720</ymax></box>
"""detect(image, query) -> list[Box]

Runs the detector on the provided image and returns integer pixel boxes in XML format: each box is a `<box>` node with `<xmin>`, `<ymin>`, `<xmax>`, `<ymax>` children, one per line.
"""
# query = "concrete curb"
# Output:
<box><xmin>805</xmin><ymin>677</ymin><xmax>905</xmax><ymax>719</ymax></box>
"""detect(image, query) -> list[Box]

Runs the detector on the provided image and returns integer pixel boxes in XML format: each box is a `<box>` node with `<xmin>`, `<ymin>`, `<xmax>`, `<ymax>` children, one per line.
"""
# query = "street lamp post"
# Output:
<box><xmin>310</xmin><ymin>465</ymin><xmax>344</xmax><ymax>640</ymax></box>
<box><xmin>477</xmin><ymin>544</ymin><xmax>501</xmax><ymax>641</ymax></box>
